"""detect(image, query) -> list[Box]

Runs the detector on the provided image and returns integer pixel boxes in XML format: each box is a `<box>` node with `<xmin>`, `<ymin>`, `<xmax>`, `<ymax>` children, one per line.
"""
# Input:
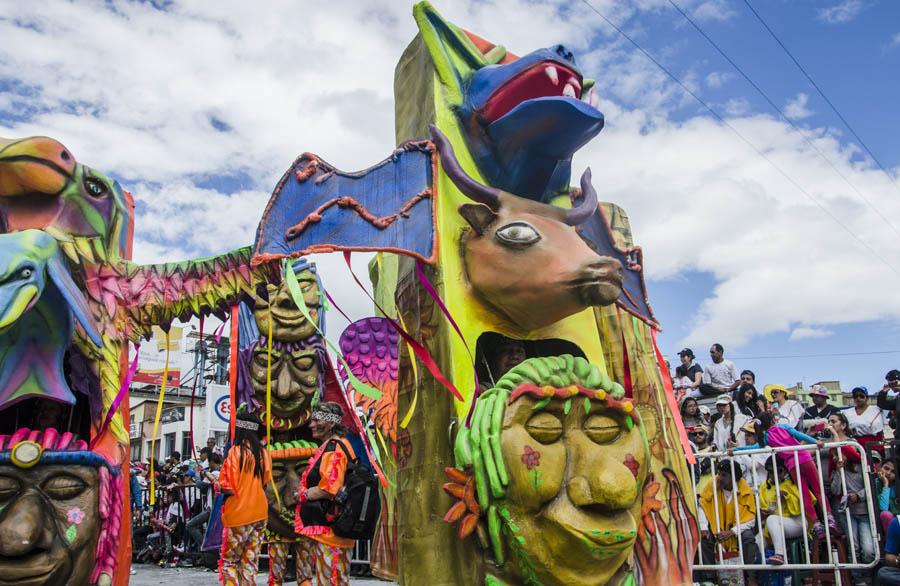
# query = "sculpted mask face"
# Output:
<box><xmin>254</xmin><ymin>271</ymin><xmax>320</xmax><ymax>342</ymax></box>
<box><xmin>501</xmin><ymin>394</ymin><xmax>648</xmax><ymax>585</ymax></box>
<box><xmin>265</xmin><ymin>454</ymin><xmax>309</xmax><ymax>539</ymax></box>
<box><xmin>0</xmin><ymin>462</ymin><xmax>100</xmax><ymax>586</ymax></box>
<box><xmin>249</xmin><ymin>346</ymin><xmax>320</xmax><ymax>430</ymax></box>
<box><xmin>447</xmin><ymin>356</ymin><xmax>648</xmax><ymax>586</ymax></box>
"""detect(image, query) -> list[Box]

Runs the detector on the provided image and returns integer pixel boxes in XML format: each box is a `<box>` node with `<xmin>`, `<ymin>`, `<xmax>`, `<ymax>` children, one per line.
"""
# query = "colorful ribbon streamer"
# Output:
<box><xmin>343</xmin><ymin>252</ymin><xmax>463</xmax><ymax>402</ymax></box>
<box><xmin>149</xmin><ymin>331</ymin><xmax>171</xmax><ymax>505</ymax></box>
<box><xmin>651</xmin><ymin>329</ymin><xmax>695</xmax><ymax>465</ymax></box>
<box><xmin>90</xmin><ymin>342</ymin><xmax>141</xmax><ymax>450</ymax></box>
<box><xmin>188</xmin><ymin>317</ymin><xmax>204</xmax><ymax>464</ymax></box>
<box><xmin>282</xmin><ymin>259</ymin><xmax>381</xmax><ymax>401</ymax></box>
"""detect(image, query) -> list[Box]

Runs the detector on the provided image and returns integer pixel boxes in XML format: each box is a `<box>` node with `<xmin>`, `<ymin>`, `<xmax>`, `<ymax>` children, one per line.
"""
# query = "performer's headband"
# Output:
<box><xmin>311</xmin><ymin>410</ymin><xmax>342</xmax><ymax>425</ymax></box>
<box><xmin>235</xmin><ymin>419</ymin><xmax>260</xmax><ymax>431</ymax></box>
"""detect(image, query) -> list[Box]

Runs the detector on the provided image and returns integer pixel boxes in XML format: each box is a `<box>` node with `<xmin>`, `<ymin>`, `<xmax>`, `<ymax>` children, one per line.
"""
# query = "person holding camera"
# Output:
<box><xmin>296</xmin><ymin>402</ymin><xmax>356</xmax><ymax>585</ymax></box>
<box><xmin>878</xmin><ymin>369</ymin><xmax>900</xmax><ymax>430</ymax></box>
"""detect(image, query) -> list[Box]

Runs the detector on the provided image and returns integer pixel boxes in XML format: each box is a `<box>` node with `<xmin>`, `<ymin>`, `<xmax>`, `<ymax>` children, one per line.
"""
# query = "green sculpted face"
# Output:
<box><xmin>449</xmin><ymin>356</ymin><xmax>649</xmax><ymax>586</ymax></box>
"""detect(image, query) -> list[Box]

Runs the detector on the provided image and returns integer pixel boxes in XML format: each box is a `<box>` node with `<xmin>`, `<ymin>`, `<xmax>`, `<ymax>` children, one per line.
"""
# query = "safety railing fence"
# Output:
<box><xmin>131</xmin><ymin>485</ymin><xmax>372</xmax><ymax>572</ymax></box>
<box><xmin>690</xmin><ymin>440</ymin><xmax>879</xmax><ymax>573</ymax></box>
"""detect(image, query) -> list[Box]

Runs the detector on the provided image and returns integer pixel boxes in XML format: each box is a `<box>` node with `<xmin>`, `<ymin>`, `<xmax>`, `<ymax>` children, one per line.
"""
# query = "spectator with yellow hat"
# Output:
<box><xmin>766</xmin><ymin>384</ymin><xmax>804</xmax><ymax>429</ymax></box>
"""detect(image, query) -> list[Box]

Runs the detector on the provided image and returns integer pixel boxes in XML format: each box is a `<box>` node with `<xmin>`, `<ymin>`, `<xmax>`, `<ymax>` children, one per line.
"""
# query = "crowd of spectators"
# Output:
<box><xmin>678</xmin><ymin>343</ymin><xmax>900</xmax><ymax>586</ymax></box>
<box><xmin>131</xmin><ymin>437</ymin><xmax>224</xmax><ymax>567</ymax></box>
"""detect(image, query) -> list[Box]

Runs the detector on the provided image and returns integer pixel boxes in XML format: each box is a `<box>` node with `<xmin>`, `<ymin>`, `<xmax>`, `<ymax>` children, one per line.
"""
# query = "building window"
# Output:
<box><xmin>130</xmin><ymin>440</ymin><xmax>141</xmax><ymax>462</ymax></box>
<box><xmin>182</xmin><ymin>434</ymin><xmax>192</xmax><ymax>459</ymax></box>
<box><xmin>164</xmin><ymin>432</ymin><xmax>176</xmax><ymax>458</ymax></box>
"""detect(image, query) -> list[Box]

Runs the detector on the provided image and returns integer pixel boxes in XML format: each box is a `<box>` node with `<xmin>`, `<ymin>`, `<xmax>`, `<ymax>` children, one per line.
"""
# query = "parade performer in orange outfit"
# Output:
<box><xmin>217</xmin><ymin>409</ymin><xmax>273</xmax><ymax>586</ymax></box>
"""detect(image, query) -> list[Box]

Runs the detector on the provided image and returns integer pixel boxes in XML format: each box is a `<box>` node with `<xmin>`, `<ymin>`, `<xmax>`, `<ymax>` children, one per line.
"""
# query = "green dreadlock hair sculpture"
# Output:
<box><xmin>450</xmin><ymin>355</ymin><xmax>649</xmax><ymax>567</ymax></box>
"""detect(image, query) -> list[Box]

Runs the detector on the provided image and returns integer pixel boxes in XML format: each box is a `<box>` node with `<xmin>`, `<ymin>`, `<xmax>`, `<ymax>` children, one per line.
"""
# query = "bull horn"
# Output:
<box><xmin>565</xmin><ymin>168</ymin><xmax>598</xmax><ymax>226</ymax></box>
<box><xmin>428</xmin><ymin>125</ymin><xmax>501</xmax><ymax>211</ymax></box>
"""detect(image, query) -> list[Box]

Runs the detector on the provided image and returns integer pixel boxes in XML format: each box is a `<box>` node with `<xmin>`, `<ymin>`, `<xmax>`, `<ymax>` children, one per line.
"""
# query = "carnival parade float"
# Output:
<box><xmin>0</xmin><ymin>3</ymin><xmax>696</xmax><ymax>584</ymax></box>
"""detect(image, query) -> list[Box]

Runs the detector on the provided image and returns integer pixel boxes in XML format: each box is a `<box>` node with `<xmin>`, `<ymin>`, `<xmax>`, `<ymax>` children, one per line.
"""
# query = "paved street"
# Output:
<box><xmin>129</xmin><ymin>564</ymin><xmax>392</xmax><ymax>585</ymax></box>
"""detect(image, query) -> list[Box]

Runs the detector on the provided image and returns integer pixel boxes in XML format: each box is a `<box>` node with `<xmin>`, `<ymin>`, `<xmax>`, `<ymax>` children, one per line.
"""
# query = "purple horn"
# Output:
<box><xmin>429</xmin><ymin>124</ymin><xmax>501</xmax><ymax>211</ymax></box>
<box><xmin>565</xmin><ymin>168</ymin><xmax>598</xmax><ymax>226</ymax></box>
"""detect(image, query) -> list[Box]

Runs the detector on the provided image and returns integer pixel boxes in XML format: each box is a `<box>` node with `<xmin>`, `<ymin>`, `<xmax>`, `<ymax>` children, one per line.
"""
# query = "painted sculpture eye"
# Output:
<box><xmin>525</xmin><ymin>411</ymin><xmax>563</xmax><ymax>444</ymax></box>
<box><xmin>42</xmin><ymin>474</ymin><xmax>88</xmax><ymax>500</ymax></box>
<box><xmin>17</xmin><ymin>266</ymin><xmax>33</xmax><ymax>279</ymax></box>
<box><xmin>0</xmin><ymin>475</ymin><xmax>20</xmax><ymax>501</ymax></box>
<box><xmin>584</xmin><ymin>414</ymin><xmax>622</xmax><ymax>444</ymax></box>
<box><xmin>495</xmin><ymin>222</ymin><xmax>541</xmax><ymax>247</ymax></box>
<box><xmin>83</xmin><ymin>176</ymin><xmax>108</xmax><ymax>198</ymax></box>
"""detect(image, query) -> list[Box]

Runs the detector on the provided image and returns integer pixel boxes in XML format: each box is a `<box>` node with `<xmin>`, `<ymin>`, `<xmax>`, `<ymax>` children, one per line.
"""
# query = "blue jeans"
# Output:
<box><xmin>839</xmin><ymin>513</ymin><xmax>876</xmax><ymax>563</ymax></box>
<box><xmin>879</xmin><ymin>566</ymin><xmax>900</xmax><ymax>585</ymax></box>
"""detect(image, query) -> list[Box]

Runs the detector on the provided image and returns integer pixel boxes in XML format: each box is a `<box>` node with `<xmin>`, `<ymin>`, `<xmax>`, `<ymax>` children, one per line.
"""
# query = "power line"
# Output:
<box><xmin>577</xmin><ymin>0</ymin><xmax>900</xmax><ymax>280</ymax></box>
<box><xmin>667</xmin><ymin>0</ymin><xmax>900</xmax><ymax>240</ymax></box>
<box><xmin>667</xmin><ymin>350</ymin><xmax>900</xmax><ymax>360</ymax></box>
<box><xmin>731</xmin><ymin>350</ymin><xmax>900</xmax><ymax>360</ymax></box>
<box><xmin>742</xmin><ymin>0</ymin><xmax>900</xmax><ymax>195</ymax></box>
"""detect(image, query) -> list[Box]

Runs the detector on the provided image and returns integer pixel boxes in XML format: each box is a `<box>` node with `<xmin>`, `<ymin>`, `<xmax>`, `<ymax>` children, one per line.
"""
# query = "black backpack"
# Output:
<box><xmin>330</xmin><ymin>441</ymin><xmax>381</xmax><ymax>540</ymax></box>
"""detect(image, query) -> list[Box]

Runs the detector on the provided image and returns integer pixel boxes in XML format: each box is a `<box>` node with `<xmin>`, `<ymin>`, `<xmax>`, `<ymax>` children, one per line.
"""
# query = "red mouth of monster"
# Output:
<box><xmin>481</xmin><ymin>60</ymin><xmax>584</xmax><ymax>123</ymax></box>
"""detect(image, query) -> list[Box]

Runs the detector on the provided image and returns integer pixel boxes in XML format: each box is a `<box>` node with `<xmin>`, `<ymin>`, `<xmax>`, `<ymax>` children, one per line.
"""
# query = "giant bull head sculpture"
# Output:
<box><xmin>430</xmin><ymin>126</ymin><xmax>622</xmax><ymax>331</ymax></box>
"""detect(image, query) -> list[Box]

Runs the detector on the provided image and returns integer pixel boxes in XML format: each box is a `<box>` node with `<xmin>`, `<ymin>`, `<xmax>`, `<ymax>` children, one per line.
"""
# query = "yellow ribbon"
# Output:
<box><xmin>149</xmin><ymin>331</ymin><xmax>171</xmax><ymax>505</ymax></box>
<box><xmin>266</xmin><ymin>303</ymin><xmax>273</xmax><ymax>445</ymax></box>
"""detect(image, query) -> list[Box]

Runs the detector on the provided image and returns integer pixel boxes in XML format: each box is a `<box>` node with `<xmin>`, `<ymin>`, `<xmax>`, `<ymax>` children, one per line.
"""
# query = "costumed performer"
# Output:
<box><xmin>296</xmin><ymin>402</ymin><xmax>356</xmax><ymax>586</ymax></box>
<box><xmin>217</xmin><ymin>409</ymin><xmax>273</xmax><ymax>586</ymax></box>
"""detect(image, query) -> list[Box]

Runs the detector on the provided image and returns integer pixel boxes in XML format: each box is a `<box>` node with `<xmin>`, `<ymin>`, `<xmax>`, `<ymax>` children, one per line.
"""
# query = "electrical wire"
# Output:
<box><xmin>668</xmin><ymin>350</ymin><xmax>900</xmax><ymax>360</ymax></box>
<box><xmin>577</xmin><ymin>0</ymin><xmax>900</xmax><ymax>280</ymax></box>
<box><xmin>667</xmin><ymin>0</ymin><xmax>900</xmax><ymax>240</ymax></box>
<box><xmin>742</xmin><ymin>0</ymin><xmax>900</xmax><ymax>195</ymax></box>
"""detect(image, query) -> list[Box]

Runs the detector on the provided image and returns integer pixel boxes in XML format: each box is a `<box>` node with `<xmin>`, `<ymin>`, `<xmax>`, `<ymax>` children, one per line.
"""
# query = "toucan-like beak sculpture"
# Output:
<box><xmin>0</xmin><ymin>136</ymin><xmax>76</xmax><ymax>198</ymax></box>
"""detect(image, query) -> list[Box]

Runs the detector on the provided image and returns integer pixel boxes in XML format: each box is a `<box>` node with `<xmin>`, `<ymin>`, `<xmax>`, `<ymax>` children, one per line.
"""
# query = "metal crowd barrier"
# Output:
<box><xmin>690</xmin><ymin>440</ymin><xmax>879</xmax><ymax>574</ymax></box>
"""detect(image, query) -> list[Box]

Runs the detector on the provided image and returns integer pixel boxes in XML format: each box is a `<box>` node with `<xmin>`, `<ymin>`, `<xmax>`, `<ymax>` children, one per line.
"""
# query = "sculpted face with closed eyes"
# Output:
<box><xmin>0</xmin><ymin>463</ymin><xmax>100</xmax><ymax>586</ymax></box>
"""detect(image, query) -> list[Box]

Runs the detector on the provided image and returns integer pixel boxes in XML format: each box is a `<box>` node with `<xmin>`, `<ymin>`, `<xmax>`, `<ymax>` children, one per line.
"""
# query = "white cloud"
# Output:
<box><xmin>705</xmin><ymin>71</ymin><xmax>732</xmax><ymax>89</ymax></box>
<box><xmin>2</xmin><ymin>0</ymin><xmax>900</xmax><ymax>357</ymax></box>
<box><xmin>789</xmin><ymin>327</ymin><xmax>835</xmax><ymax>341</ymax></box>
<box><xmin>818</xmin><ymin>0</ymin><xmax>866</xmax><ymax>24</ymax></box>
<box><xmin>784</xmin><ymin>93</ymin><xmax>813</xmax><ymax>120</ymax></box>
<box><xmin>890</xmin><ymin>32</ymin><xmax>900</xmax><ymax>48</ymax></box>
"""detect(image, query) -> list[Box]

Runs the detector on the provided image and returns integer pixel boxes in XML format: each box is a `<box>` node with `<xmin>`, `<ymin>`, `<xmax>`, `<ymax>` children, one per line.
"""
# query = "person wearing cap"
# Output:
<box><xmin>712</xmin><ymin>394</ymin><xmax>750</xmax><ymax>451</ymax></box>
<box><xmin>699</xmin><ymin>343</ymin><xmax>740</xmax><ymax>397</ymax></box>
<box><xmin>801</xmin><ymin>384</ymin><xmax>840</xmax><ymax>435</ymax></box>
<box><xmin>766</xmin><ymin>384</ymin><xmax>804</xmax><ymax>429</ymax></box>
<box><xmin>673</xmin><ymin>348</ymin><xmax>703</xmax><ymax>395</ymax></box>
<box><xmin>734</xmin><ymin>420</ymin><xmax>768</xmax><ymax>489</ymax></box>
<box><xmin>844</xmin><ymin>386</ymin><xmax>885</xmax><ymax>451</ymax></box>
<box><xmin>688</xmin><ymin>423</ymin><xmax>714</xmax><ymax>493</ymax></box>
<box><xmin>878</xmin><ymin>369</ymin><xmax>900</xmax><ymax>430</ymax></box>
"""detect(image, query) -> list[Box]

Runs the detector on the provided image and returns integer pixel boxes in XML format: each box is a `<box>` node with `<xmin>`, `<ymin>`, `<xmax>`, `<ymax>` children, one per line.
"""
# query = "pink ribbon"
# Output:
<box><xmin>415</xmin><ymin>260</ymin><xmax>481</xmax><ymax>426</ymax></box>
<box><xmin>342</xmin><ymin>252</ymin><xmax>463</xmax><ymax>402</ymax></box>
<box><xmin>90</xmin><ymin>343</ymin><xmax>140</xmax><ymax>450</ymax></box>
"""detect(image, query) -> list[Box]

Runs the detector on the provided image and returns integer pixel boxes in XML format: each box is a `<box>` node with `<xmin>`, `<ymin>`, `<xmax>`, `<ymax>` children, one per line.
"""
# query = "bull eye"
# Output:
<box><xmin>495</xmin><ymin>222</ymin><xmax>541</xmax><ymax>247</ymax></box>
<box><xmin>83</xmin><ymin>176</ymin><xmax>109</xmax><ymax>198</ymax></box>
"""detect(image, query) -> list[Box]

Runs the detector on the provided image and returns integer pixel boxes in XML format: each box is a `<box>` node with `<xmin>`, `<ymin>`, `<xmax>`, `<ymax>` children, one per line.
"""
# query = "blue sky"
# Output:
<box><xmin>1</xmin><ymin>0</ymin><xmax>898</xmax><ymax>394</ymax></box>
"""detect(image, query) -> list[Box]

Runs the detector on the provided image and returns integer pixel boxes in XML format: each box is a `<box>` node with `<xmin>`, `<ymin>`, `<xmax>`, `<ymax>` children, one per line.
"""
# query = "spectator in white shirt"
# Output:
<box><xmin>765</xmin><ymin>384</ymin><xmax>804</xmax><ymax>429</ymax></box>
<box><xmin>673</xmin><ymin>348</ymin><xmax>704</xmax><ymax>397</ymax></box>
<box><xmin>712</xmin><ymin>394</ymin><xmax>750</xmax><ymax>451</ymax></box>
<box><xmin>699</xmin><ymin>343</ymin><xmax>740</xmax><ymax>397</ymax></box>
<box><xmin>844</xmin><ymin>386</ymin><xmax>885</xmax><ymax>450</ymax></box>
